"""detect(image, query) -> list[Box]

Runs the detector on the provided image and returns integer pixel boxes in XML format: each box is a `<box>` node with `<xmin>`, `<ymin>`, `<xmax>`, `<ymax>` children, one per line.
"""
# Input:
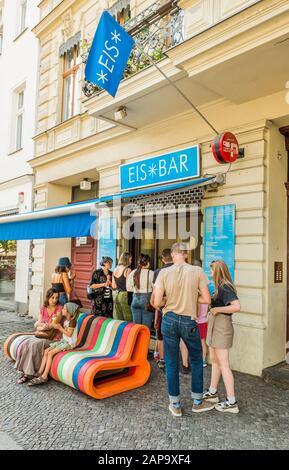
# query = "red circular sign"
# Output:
<box><xmin>212</xmin><ymin>132</ymin><xmax>239</xmax><ymax>164</ymax></box>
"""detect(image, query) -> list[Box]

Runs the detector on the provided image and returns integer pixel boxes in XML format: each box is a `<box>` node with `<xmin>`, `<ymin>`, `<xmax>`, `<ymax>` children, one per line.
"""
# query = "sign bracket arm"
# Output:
<box><xmin>134</xmin><ymin>40</ymin><xmax>219</xmax><ymax>135</ymax></box>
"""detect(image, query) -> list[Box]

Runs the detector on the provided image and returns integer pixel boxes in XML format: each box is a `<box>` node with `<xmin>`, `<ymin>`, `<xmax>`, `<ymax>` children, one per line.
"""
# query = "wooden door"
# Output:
<box><xmin>71</xmin><ymin>237</ymin><xmax>96</xmax><ymax>308</ymax></box>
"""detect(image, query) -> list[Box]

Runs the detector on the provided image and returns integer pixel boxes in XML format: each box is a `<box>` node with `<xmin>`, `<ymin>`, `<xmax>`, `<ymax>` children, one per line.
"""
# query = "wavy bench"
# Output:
<box><xmin>4</xmin><ymin>314</ymin><xmax>151</xmax><ymax>399</ymax></box>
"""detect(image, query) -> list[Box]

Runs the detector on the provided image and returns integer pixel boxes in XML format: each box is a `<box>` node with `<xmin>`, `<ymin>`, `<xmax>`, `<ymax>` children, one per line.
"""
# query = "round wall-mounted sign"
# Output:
<box><xmin>212</xmin><ymin>132</ymin><xmax>239</xmax><ymax>164</ymax></box>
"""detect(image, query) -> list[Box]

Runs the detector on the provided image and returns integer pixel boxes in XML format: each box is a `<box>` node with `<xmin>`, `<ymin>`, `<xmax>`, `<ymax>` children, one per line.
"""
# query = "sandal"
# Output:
<box><xmin>27</xmin><ymin>376</ymin><xmax>48</xmax><ymax>386</ymax></box>
<box><xmin>16</xmin><ymin>374</ymin><xmax>29</xmax><ymax>384</ymax></box>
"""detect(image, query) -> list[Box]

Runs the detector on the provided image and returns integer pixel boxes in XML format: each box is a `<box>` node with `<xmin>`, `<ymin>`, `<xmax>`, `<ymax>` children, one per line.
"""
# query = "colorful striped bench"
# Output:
<box><xmin>4</xmin><ymin>314</ymin><xmax>151</xmax><ymax>399</ymax></box>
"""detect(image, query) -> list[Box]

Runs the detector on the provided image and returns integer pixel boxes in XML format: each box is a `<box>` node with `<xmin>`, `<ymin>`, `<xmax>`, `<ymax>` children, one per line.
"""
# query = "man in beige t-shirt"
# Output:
<box><xmin>154</xmin><ymin>242</ymin><xmax>213</xmax><ymax>417</ymax></box>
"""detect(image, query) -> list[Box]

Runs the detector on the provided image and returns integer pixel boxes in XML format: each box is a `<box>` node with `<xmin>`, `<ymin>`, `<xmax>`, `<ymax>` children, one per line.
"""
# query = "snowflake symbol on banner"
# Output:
<box><xmin>111</xmin><ymin>30</ymin><xmax>121</xmax><ymax>44</ymax></box>
<box><xmin>97</xmin><ymin>70</ymin><xmax>108</xmax><ymax>84</ymax></box>
<box><xmin>148</xmin><ymin>164</ymin><xmax>157</xmax><ymax>177</ymax></box>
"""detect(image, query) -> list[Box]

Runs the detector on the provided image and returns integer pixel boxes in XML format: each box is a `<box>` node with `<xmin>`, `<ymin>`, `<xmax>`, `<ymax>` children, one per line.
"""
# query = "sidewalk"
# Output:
<box><xmin>0</xmin><ymin>310</ymin><xmax>289</xmax><ymax>450</ymax></box>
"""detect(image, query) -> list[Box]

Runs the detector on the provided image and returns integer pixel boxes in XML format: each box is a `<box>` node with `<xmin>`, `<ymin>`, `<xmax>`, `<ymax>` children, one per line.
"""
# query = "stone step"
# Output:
<box><xmin>262</xmin><ymin>362</ymin><xmax>289</xmax><ymax>390</ymax></box>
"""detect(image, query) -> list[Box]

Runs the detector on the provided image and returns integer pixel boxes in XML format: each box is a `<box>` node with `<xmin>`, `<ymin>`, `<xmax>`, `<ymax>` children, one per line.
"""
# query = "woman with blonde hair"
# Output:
<box><xmin>112</xmin><ymin>252</ymin><xmax>132</xmax><ymax>321</ymax></box>
<box><xmin>203</xmin><ymin>260</ymin><xmax>241</xmax><ymax>413</ymax></box>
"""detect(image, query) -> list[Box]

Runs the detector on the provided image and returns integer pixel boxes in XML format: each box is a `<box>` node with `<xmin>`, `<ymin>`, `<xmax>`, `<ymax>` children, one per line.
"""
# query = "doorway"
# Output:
<box><xmin>128</xmin><ymin>211</ymin><xmax>202</xmax><ymax>271</ymax></box>
<box><xmin>71</xmin><ymin>236</ymin><xmax>96</xmax><ymax>308</ymax></box>
<box><xmin>129</xmin><ymin>221</ymin><xmax>158</xmax><ymax>270</ymax></box>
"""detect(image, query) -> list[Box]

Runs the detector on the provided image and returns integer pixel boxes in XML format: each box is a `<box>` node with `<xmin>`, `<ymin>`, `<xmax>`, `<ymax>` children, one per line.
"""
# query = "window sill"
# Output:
<box><xmin>8</xmin><ymin>148</ymin><xmax>23</xmax><ymax>156</ymax></box>
<box><xmin>13</xmin><ymin>27</ymin><xmax>28</xmax><ymax>42</ymax></box>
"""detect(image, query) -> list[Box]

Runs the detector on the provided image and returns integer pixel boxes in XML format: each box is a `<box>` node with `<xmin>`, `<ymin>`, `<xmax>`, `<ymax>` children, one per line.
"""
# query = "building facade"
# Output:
<box><xmin>0</xmin><ymin>0</ymin><xmax>39</xmax><ymax>312</ymax></box>
<box><xmin>3</xmin><ymin>0</ymin><xmax>287</xmax><ymax>376</ymax></box>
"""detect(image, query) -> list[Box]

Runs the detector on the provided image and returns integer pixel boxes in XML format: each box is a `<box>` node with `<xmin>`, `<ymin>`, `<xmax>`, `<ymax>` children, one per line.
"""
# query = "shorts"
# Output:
<box><xmin>156</xmin><ymin>310</ymin><xmax>163</xmax><ymax>341</ymax></box>
<box><xmin>206</xmin><ymin>313</ymin><xmax>234</xmax><ymax>349</ymax></box>
<box><xmin>49</xmin><ymin>339</ymin><xmax>73</xmax><ymax>351</ymax></box>
<box><xmin>198</xmin><ymin>322</ymin><xmax>208</xmax><ymax>340</ymax></box>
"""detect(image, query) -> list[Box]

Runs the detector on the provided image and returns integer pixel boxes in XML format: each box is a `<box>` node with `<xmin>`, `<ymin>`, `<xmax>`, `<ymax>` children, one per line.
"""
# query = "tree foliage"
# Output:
<box><xmin>0</xmin><ymin>240</ymin><xmax>17</xmax><ymax>255</ymax></box>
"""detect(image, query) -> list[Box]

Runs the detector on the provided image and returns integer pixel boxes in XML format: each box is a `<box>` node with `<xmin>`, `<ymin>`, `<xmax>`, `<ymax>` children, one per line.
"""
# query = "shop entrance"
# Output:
<box><xmin>129</xmin><ymin>221</ymin><xmax>158</xmax><ymax>270</ymax></box>
<box><xmin>128</xmin><ymin>211</ymin><xmax>202</xmax><ymax>271</ymax></box>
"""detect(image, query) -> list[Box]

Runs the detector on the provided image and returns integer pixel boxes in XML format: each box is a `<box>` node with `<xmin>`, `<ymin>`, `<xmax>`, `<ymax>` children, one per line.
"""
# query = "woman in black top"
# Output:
<box><xmin>112</xmin><ymin>252</ymin><xmax>132</xmax><ymax>321</ymax></box>
<box><xmin>203</xmin><ymin>260</ymin><xmax>241</xmax><ymax>414</ymax></box>
<box><xmin>89</xmin><ymin>257</ymin><xmax>113</xmax><ymax>317</ymax></box>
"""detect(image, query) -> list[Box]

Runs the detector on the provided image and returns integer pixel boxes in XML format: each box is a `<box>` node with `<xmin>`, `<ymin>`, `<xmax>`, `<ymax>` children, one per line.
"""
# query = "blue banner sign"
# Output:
<box><xmin>120</xmin><ymin>146</ymin><xmax>200</xmax><ymax>191</ymax></box>
<box><xmin>97</xmin><ymin>216</ymin><xmax>117</xmax><ymax>270</ymax></box>
<box><xmin>85</xmin><ymin>11</ymin><xmax>134</xmax><ymax>97</ymax></box>
<box><xmin>203</xmin><ymin>204</ymin><xmax>235</xmax><ymax>295</ymax></box>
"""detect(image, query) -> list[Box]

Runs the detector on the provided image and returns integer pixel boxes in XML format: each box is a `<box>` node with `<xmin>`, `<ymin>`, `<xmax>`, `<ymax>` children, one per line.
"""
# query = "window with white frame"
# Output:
<box><xmin>18</xmin><ymin>0</ymin><xmax>27</xmax><ymax>36</ymax></box>
<box><xmin>12</xmin><ymin>88</ymin><xmax>25</xmax><ymax>152</ymax></box>
<box><xmin>62</xmin><ymin>44</ymin><xmax>81</xmax><ymax>121</ymax></box>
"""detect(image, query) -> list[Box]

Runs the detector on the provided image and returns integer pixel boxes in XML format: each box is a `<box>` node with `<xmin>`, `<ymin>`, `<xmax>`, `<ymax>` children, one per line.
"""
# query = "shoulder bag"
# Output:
<box><xmin>145</xmin><ymin>271</ymin><xmax>155</xmax><ymax>313</ymax></box>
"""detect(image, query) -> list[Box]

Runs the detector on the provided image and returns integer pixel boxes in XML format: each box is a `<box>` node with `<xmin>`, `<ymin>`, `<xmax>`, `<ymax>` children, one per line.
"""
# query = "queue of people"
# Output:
<box><xmin>14</xmin><ymin>247</ymin><xmax>240</xmax><ymax>417</ymax></box>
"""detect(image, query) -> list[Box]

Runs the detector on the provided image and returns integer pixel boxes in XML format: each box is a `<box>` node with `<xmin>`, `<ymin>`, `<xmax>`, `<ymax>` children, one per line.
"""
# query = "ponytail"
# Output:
<box><xmin>133</xmin><ymin>253</ymin><xmax>150</xmax><ymax>290</ymax></box>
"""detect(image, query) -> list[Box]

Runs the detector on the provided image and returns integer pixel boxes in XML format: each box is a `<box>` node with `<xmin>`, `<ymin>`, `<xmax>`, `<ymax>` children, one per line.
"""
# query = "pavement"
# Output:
<box><xmin>0</xmin><ymin>310</ymin><xmax>289</xmax><ymax>450</ymax></box>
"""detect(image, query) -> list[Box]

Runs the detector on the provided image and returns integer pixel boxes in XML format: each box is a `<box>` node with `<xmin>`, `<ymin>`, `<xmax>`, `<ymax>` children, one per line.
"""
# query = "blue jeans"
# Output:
<box><xmin>161</xmin><ymin>311</ymin><xmax>203</xmax><ymax>405</ymax></box>
<box><xmin>131</xmin><ymin>293</ymin><xmax>154</xmax><ymax>330</ymax></box>
<box><xmin>59</xmin><ymin>293</ymin><xmax>68</xmax><ymax>306</ymax></box>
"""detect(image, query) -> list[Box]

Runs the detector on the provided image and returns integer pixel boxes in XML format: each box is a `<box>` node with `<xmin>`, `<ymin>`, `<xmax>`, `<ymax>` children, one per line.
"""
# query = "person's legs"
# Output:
<box><xmin>214</xmin><ymin>348</ymin><xmax>239</xmax><ymax>413</ymax></box>
<box><xmin>114</xmin><ymin>293</ymin><xmax>124</xmax><ymax>320</ymax></box>
<box><xmin>215</xmin><ymin>348</ymin><xmax>235</xmax><ymax>399</ymax></box>
<box><xmin>161</xmin><ymin>313</ymin><xmax>181</xmax><ymax>409</ymax></box>
<box><xmin>142</xmin><ymin>309</ymin><xmax>154</xmax><ymax>330</ymax></box>
<box><xmin>180</xmin><ymin>339</ymin><xmax>189</xmax><ymax>373</ymax></box>
<box><xmin>120</xmin><ymin>292</ymin><xmax>132</xmax><ymax>322</ymax></box>
<box><xmin>209</xmin><ymin>347</ymin><xmax>222</xmax><ymax>390</ymax></box>
<box><xmin>158</xmin><ymin>340</ymin><xmax>164</xmax><ymax>360</ymax></box>
<box><xmin>156</xmin><ymin>311</ymin><xmax>165</xmax><ymax>363</ymax></box>
<box><xmin>137</xmin><ymin>294</ymin><xmax>153</xmax><ymax>329</ymax></box>
<box><xmin>181</xmin><ymin>318</ymin><xmax>214</xmax><ymax>413</ymax></box>
<box><xmin>180</xmin><ymin>339</ymin><xmax>189</xmax><ymax>366</ymax></box>
<box><xmin>104</xmin><ymin>299</ymin><xmax>113</xmax><ymax>318</ymax></box>
<box><xmin>37</xmin><ymin>347</ymin><xmax>52</xmax><ymax>376</ymax></box>
<box><xmin>181</xmin><ymin>321</ymin><xmax>203</xmax><ymax>399</ymax></box>
<box><xmin>201</xmin><ymin>339</ymin><xmax>207</xmax><ymax>361</ymax></box>
<box><xmin>131</xmin><ymin>296</ymin><xmax>142</xmax><ymax>324</ymax></box>
<box><xmin>41</xmin><ymin>348</ymin><xmax>62</xmax><ymax>380</ymax></box>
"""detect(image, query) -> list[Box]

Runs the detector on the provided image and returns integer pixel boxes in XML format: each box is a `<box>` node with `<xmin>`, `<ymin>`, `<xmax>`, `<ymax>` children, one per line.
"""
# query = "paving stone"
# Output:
<box><xmin>0</xmin><ymin>310</ymin><xmax>289</xmax><ymax>450</ymax></box>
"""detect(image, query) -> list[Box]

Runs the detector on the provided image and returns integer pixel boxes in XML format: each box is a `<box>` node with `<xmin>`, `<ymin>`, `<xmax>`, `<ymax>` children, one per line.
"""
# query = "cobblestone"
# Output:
<box><xmin>0</xmin><ymin>310</ymin><xmax>289</xmax><ymax>450</ymax></box>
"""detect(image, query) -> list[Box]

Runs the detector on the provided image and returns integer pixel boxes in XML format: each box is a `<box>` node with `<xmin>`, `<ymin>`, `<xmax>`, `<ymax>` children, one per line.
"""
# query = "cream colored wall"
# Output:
<box><xmin>201</xmin><ymin>123</ymin><xmax>267</xmax><ymax>376</ymax></box>
<box><xmin>263</xmin><ymin>123</ymin><xmax>287</xmax><ymax>367</ymax></box>
<box><xmin>29</xmin><ymin>183</ymin><xmax>72</xmax><ymax>318</ymax></box>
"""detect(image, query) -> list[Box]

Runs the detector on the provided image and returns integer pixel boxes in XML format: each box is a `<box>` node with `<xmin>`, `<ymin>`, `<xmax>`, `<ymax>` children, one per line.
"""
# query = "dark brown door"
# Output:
<box><xmin>71</xmin><ymin>237</ymin><xmax>96</xmax><ymax>308</ymax></box>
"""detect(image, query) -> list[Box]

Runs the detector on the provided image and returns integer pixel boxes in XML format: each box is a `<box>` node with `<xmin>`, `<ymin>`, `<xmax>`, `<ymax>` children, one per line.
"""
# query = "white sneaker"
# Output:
<box><xmin>203</xmin><ymin>389</ymin><xmax>219</xmax><ymax>404</ymax></box>
<box><xmin>215</xmin><ymin>400</ymin><xmax>239</xmax><ymax>414</ymax></box>
<box><xmin>169</xmin><ymin>404</ymin><xmax>182</xmax><ymax>417</ymax></box>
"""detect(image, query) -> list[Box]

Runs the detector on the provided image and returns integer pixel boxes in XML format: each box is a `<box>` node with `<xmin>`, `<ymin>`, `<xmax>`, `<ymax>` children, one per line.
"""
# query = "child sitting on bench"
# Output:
<box><xmin>28</xmin><ymin>302</ymin><xmax>80</xmax><ymax>386</ymax></box>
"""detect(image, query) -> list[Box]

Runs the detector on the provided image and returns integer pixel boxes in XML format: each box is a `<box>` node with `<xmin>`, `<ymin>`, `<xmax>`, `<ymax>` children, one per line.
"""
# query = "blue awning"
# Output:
<box><xmin>0</xmin><ymin>176</ymin><xmax>215</xmax><ymax>240</ymax></box>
